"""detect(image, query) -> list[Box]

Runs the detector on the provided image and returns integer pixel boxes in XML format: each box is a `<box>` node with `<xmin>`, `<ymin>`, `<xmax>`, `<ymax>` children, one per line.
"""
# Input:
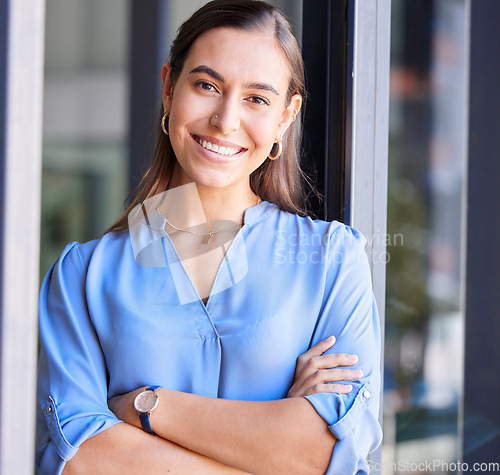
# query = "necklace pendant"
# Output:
<box><xmin>202</xmin><ymin>232</ymin><xmax>214</xmax><ymax>245</ymax></box>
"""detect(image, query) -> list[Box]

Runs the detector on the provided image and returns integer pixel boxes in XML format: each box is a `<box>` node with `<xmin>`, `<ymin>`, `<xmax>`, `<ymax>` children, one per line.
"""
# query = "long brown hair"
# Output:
<box><xmin>108</xmin><ymin>0</ymin><xmax>312</xmax><ymax>233</ymax></box>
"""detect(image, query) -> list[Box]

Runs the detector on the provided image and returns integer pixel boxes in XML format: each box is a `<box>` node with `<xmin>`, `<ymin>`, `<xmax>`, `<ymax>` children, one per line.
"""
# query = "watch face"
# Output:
<box><xmin>134</xmin><ymin>390</ymin><xmax>159</xmax><ymax>414</ymax></box>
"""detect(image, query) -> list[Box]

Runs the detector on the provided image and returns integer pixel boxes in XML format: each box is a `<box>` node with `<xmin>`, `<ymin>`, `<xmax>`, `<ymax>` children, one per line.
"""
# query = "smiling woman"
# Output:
<box><xmin>35</xmin><ymin>1</ymin><xmax>382</xmax><ymax>474</ymax></box>
<box><xmin>162</xmin><ymin>27</ymin><xmax>301</xmax><ymax>205</ymax></box>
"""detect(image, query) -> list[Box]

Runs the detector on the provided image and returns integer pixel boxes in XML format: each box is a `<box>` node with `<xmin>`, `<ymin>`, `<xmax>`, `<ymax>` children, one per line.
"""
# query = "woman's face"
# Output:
<box><xmin>162</xmin><ymin>27</ymin><xmax>302</xmax><ymax>194</ymax></box>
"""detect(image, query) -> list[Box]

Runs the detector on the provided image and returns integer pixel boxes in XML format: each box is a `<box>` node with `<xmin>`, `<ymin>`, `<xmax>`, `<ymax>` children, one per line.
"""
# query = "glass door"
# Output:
<box><xmin>384</xmin><ymin>1</ymin><xmax>468</xmax><ymax>472</ymax></box>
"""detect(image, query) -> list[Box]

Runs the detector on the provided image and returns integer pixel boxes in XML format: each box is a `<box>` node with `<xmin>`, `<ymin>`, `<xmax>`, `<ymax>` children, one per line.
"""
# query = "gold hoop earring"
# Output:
<box><xmin>268</xmin><ymin>137</ymin><xmax>282</xmax><ymax>160</ymax></box>
<box><xmin>161</xmin><ymin>112</ymin><xmax>169</xmax><ymax>135</ymax></box>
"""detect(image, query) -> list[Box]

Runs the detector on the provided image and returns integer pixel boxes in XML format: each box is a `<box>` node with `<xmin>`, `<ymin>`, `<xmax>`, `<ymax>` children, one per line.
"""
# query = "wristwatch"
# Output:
<box><xmin>133</xmin><ymin>385</ymin><xmax>161</xmax><ymax>435</ymax></box>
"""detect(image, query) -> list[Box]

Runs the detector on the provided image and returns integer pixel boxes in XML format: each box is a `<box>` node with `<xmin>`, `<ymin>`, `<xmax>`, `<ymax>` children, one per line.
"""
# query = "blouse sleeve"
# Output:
<box><xmin>36</xmin><ymin>242</ymin><xmax>121</xmax><ymax>474</ymax></box>
<box><xmin>304</xmin><ymin>224</ymin><xmax>383</xmax><ymax>475</ymax></box>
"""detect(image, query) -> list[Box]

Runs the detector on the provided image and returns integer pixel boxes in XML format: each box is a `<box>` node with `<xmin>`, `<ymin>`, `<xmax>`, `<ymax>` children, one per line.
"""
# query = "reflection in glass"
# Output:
<box><xmin>41</xmin><ymin>0</ymin><xmax>129</xmax><ymax>276</ymax></box>
<box><xmin>384</xmin><ymin>1</ymin><xmax>467</xmax><ymax>473</ymax></box>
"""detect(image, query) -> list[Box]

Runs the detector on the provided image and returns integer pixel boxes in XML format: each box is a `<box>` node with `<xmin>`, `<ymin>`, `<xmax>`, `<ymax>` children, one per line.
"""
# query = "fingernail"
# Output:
<box><xmin>350</xmin><ymin>354</ymin><xmax>358</xmax><ymax>363</ymax></box>
<box><xmin>355</xmin><ymin>370</ymin><xmax>363</xmax><ymax>378</ymax></box>
<box><xmin>327</xmin><ymin>335</ymin><xmax>336</xmax><ymax>343</ymax></box>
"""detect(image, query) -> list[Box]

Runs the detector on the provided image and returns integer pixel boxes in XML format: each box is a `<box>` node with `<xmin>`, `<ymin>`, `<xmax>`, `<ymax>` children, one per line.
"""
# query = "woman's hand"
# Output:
<box><xmin>287</xmin><ymin>336</ymin><xmax>363</xmax><ymax>398</ymax></box>
<box><xmin>108</xmin><ymin>386</ymin><xmax>147</xmax><ymax>428</ymax></box>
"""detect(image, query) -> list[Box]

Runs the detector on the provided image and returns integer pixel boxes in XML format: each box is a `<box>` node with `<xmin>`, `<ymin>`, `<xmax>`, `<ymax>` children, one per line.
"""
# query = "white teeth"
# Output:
<box><xmin>195</xmin><ymin>137</ymin><xmax>241</xmax><ymax>156</ymax></box>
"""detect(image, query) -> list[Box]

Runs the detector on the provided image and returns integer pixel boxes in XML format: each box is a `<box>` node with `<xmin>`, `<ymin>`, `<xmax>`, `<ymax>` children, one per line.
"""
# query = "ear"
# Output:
<box><xmin>161</xmin><ymin>63</ymin><xmax>174</xmax><ymax>112</ymax></box>
<box><xmin>276</xmin><ymin>94</ymin><xmax>303</xmax><ymax>138</ymax></box>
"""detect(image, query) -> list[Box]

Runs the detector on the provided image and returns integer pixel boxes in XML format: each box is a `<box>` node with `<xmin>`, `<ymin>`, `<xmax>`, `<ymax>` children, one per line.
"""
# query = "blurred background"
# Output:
<box><xmin>37</xmin><ymin>0</ymin><xmax>498</xmax><ymax>473</ymax></box>
<box><xmin>385</xmin><ymin>1</ymin><xmax>466</xmax><ymax>471</ymax></box>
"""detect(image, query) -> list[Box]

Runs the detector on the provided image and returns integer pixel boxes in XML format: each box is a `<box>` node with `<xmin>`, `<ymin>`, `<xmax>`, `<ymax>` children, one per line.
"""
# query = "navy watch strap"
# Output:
<box><xmin>138</xmin><ymin>386</ymin><xmax>161</xmax><ymax>435</ymax></box>
<box><xmin>139</xmin><ymin>413</ymin><xmax>156</xmax><ymax>435</ymax></box>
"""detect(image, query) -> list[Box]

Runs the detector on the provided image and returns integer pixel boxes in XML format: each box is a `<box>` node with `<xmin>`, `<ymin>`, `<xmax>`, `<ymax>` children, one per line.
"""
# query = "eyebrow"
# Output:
<box><xmin>189</xmin><ymin>65</ymin><xmax>280</xmax><ymax>96</ymax></box>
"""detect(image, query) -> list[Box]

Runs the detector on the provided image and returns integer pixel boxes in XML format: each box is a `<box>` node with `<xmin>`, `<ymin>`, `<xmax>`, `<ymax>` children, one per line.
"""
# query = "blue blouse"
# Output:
<box><xmin>36</xmin><ymin>200</ymin><xmax>382</xmax><ymax>474</ymax></box>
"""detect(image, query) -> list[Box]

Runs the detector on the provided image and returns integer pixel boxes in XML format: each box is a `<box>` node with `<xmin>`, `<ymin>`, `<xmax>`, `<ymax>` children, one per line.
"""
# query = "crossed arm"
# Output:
<box><xmin>63</xmin><ymin>337</ymin><xmax>361</xmax><ymax>475</ymax></box>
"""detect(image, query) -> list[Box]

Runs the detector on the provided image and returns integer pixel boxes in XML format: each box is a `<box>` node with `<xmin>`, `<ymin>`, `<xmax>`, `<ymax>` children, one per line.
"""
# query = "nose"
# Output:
<box><xmin>210</xmin><ymin>96</ymin><xmax>240</xmax><ymax>134</ymax></box>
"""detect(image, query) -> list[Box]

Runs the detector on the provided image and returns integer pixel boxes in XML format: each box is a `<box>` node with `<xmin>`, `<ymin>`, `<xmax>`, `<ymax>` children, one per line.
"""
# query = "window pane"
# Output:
<box><xmin>41</xmin><ymin>0</ymin><xmax>129</xmax><ymax>276</ymax></box>
<box><xmin>384</xmin><ymin>0</ymin><xmax>467</xmax><ymax>472</ymax></box>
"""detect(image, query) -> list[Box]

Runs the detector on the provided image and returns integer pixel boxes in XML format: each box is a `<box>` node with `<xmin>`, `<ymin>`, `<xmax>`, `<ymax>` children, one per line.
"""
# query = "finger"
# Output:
<box><xmin>301</xmin><ymin>368</ymin><xmax>362</xmax><ymax>389</ymax></box>
<box><xmin>307</xmin><ymin>352</ymin><xmax>359</xmax><ymax>370</ymax></box>
<box><xmin>300</xmin><ymin>335</ymin><xmax>336</xmax><ymax>360</ymax></box>
<box><xmin>317</xmin><ymin>368</ymin><xmax>364</xmax><ymax>383</ymax></box>
<box><xmin>295</xmin><ymin>337</ymin><xmax>337</xmax><ymax>374</ymax></box>
<box><xmin>304</xmin><ymin>383</ymin><xmax>353</xmax><ymax>396</ymax></box>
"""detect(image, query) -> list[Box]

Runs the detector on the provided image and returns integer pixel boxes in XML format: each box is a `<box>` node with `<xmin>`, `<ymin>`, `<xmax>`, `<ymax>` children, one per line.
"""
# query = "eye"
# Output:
<box><xmin>195</xmin><ymin>80</ymin><xmax>217</xmax><ymax>92</ymax></box>
<box><xmin>247</xmin><ymin>96</ymin><xmax>270</xmax><ymax>106</ymax></box>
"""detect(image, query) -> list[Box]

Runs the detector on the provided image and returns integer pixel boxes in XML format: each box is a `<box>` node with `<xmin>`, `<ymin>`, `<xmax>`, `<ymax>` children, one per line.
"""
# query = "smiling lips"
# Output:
<box><xmin>193</xmin><ymin>134</ymin><xmax>245</xmax><ymax>157</ymax></box>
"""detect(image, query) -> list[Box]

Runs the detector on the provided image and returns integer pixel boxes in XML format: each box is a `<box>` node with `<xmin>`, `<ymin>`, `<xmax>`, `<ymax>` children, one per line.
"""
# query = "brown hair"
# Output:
<box><xmin>108</xmin><ymin>0</ymin><xmax>312</xmax><ymax>233</ymax></box>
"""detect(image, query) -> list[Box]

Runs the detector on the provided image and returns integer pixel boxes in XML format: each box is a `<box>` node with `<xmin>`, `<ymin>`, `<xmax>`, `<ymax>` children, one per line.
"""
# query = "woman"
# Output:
<box><xmin>36</xmin><ymin>1</ymin><xmax>382</xmax><ymax>474</ymax></box>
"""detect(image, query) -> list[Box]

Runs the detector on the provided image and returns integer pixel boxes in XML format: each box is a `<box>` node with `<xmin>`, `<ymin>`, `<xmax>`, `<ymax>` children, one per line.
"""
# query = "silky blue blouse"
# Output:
<box><xmin>36</xmin><ymin>200</ymin><xmax>382</xmax><ymax>474</ymax></box>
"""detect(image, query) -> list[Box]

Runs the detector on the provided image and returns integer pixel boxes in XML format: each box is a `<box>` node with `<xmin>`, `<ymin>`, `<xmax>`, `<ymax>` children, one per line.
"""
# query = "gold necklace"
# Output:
<box><xmin>163</xmin><ymin>196</ymin><xmax>261</xmax><ymax>245</ymax></box>
<box><xmin>164</xmin><ymin>216</ymin><xmax>242</xmax><ymax>245</ymax></box>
